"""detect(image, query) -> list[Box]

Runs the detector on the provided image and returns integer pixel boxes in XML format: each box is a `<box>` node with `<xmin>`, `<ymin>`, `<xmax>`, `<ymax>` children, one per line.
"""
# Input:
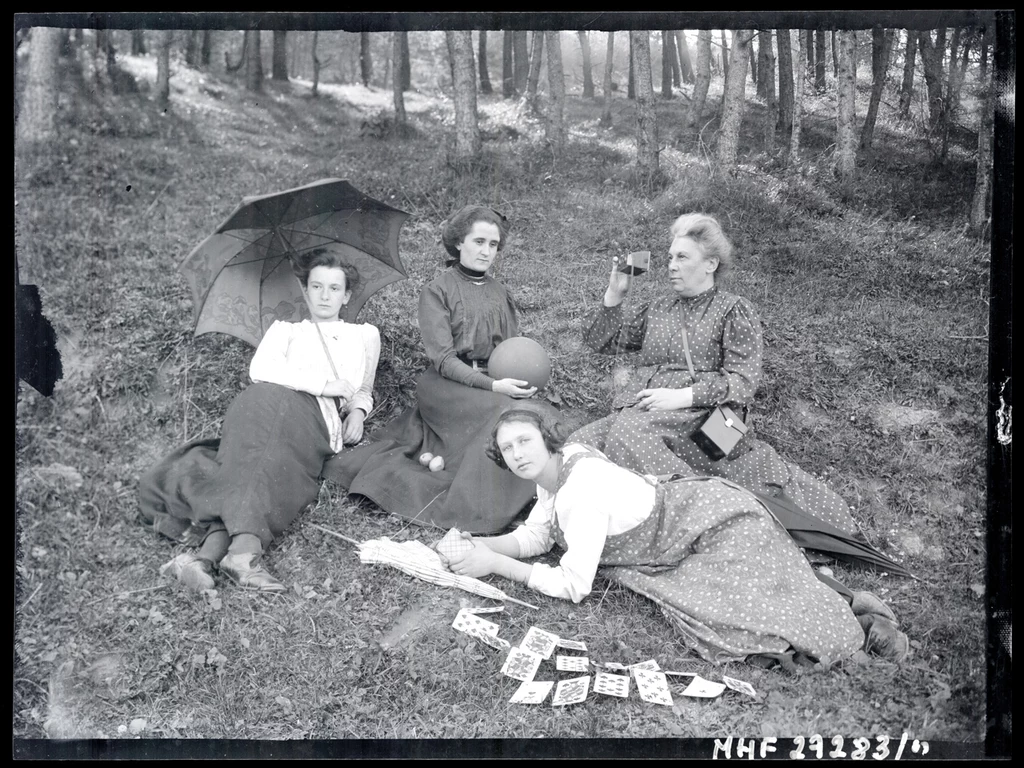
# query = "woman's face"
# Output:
<box><xmin>667</xmin><ymin>236</ymin><xmax>718</xmax><ymax>297</ymax></box>
<box><xmin>304</xmin><ymin>266</ymin><xmax>351</xmax><ymax>322</ymax></box>
<box><xmin>495</xmin><ymin>420</ymin><xmax>553</xmax><ymax>482</ymax></box>
<box><xmin>456</xmin><ymin>221</ymin><xmax>502</xmax><ymax>273</ymax></box>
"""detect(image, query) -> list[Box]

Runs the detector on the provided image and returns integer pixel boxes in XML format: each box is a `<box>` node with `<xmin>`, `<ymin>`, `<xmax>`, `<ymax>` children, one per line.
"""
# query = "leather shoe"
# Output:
<box><xmin>858</xmin><ymin>614</ymin><xmax>909</xmax><ymax>663</ymax></box>
<box><xmin>160</xmin><ymin>552</ymin><xmax>215</xmax><ymax>591</ymax></box>
<box><xmin>850</xmin><ymin>590</ymin><xmax>898</xmax><ymax>622</ymax></box>
<box><xmin>219</xmin><ymin>553</ymin><xmax>286</xmax><ymax>593</ymax></box>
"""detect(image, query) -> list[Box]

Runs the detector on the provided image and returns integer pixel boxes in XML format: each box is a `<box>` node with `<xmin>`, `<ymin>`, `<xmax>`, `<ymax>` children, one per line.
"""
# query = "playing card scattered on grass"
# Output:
<box><xmin>501</xmin><ymin>647</ymin><xmax>543</xmax><ymax>682</ymax></box>
<box><xmin>463</xmin><ymin>605</ymin><xmax>505</xmax><ymax>615</ymax></box>
<box><xmin>556</xmin><ymin>638</ymin><xmax>588</xmax><ymax>652</ymax></box>
<box><xmin>601</xmin><ymin>661</ymin><xmax>629</xmax><ymax>671</ymax></box>
<box><xmin>452</xmin><ymin>609</ymin><xmax>499</xmax><ymax>637</ymax></box>
<box><xmin>520</xmin><ymin>626</ymin><xmax>559</xmax><ymax>659</ymax></box>
<box><xmin>681</xmin><ymin>675</ymin><xmax>726</xmax><ymax>698</ymax></box>
<box><xmin>510</xmin><ymin>680</ymin><xmax>554</xmax><ymax>704</ymax></box>
<box><xmin>551</xmin><ymin>676</ymin><xmax>591</xmax><ymax>706</ymax></box>
<box><xmin>664</xmin><ymin>669</ymin><xmax>698</xmax><ymax>678</ymax></box>
<box><xmin>629</xmin><ymin>659</ymin><xmax>661</xmax><ymax>673</ymax></box>
<box><xmin>593</xmin><ymin>672</ymin><xmax>631</xmax><ymax>698</ymax></box>
<box><xmin>723</xmin><ymin>675</ymin><xmax>757</xmax><ymax>698</ymax></box>
<box><xmin>434</xmin><ymin>528</ymin><xmax>475</xmax><ymax>564</ymax></box>
<box><xmin>555</xmin><ymin>655</ymin><xmax>590</xmax><ymax>672</ymax></box>
<box><xmin>633</xmin><ymin>668</ymin><xmax>674</xmax><ymax>706</ymax></box>
<box><xmin>465</xmin><ymin>627</ymin><xmax>511</xmax><ymax>652</ymax></box>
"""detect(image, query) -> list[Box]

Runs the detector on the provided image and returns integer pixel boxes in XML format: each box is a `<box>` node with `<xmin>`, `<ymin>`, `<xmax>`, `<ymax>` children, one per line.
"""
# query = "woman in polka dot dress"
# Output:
<box><xmin>573</xmin><ymin>213</ymin><xmax>866</xmax><ymax>546</ymax></box>
<box><xmin>446</xmin><ymin>409</ymin><xmax>879</xmax><ymax>665</ymax></box>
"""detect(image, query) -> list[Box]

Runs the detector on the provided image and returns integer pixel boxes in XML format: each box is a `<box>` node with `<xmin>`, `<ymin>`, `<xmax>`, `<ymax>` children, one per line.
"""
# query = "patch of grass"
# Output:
<box><xmin>15</xmin><ymin>45</ymin><xmax>989</xmax><ymax>744</ymax></box>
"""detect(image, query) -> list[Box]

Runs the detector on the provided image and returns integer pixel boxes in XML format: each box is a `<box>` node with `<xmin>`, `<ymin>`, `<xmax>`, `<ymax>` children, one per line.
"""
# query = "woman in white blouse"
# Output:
<box><xmin>139</xmin><ymin>249</ymin><xmax>380</xmax><ymax>593</ymax></box>
<box><xmin>446</xmin><ymin>408</ymin><xmax>908</xmax><ymax>665</ymax></box>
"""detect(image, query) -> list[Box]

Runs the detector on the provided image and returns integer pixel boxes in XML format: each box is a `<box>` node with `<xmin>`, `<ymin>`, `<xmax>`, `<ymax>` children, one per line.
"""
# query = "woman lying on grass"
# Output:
<box><xmin>445</xmin><ymin>409</ymin><xmax>908</xmax><ymax>665</ymax></box>
<box><xmin>139</xmin><ymin>249</ymin><xmax>380</xmax><ymax>593</ymax></box>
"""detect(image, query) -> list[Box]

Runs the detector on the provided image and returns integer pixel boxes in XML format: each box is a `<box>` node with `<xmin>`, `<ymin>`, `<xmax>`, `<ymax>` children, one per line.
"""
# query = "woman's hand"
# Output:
<box><xmin>447</xmin><ymin>539</ymin><xmax>501</xmax><ymax>578</ymax></box>
<box><xmin>342</xmin><ymin>409</ymin><xmax>366</xmax><ymax>444</ymax></box>
<box><xmin>492</xmin><ymin>378</ymin><xmax>538</xmax><ymax>399</ymax></box>
<box><xmin>322</xmin><ymin>378</ymin><xmax>356</xmax><ymax>400</ymax></box>
<box><xmin>636</xmin><ymin>387</ymin><xmax>694</xmax><ymax>411</ymax></box>
<box><xmin>603</xmin><ymin>257</ymin><xmax>632</xmax><ymax>307</ymax></box>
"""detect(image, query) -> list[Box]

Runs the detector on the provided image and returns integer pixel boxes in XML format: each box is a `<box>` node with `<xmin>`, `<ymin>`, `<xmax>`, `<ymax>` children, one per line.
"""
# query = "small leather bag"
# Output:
<box><xmin>681</xmin><ymin>326</ymin><xmax>748</xmax><ymax>461</ymax></box>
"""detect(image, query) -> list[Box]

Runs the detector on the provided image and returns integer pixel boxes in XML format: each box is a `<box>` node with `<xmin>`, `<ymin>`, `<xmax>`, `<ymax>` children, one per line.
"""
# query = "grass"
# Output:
<box><xmin>14</xmin><ymin>41</ymin><xmax>991</xmax><ymax>751</ymax></box>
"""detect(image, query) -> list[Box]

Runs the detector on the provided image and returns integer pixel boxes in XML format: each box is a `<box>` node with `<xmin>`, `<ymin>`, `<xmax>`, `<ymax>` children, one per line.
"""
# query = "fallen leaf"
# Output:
<box><xmin>128</xmin><ymin>718</ymin><xmax>147</xmax><ymax>734</ymax></box>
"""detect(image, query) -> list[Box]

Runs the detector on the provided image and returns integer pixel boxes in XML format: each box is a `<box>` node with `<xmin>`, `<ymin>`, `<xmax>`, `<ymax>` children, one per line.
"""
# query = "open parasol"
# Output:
<box><xmin>309</xmin><ymin>524</ymin><xmax>539</xmax><ymax>609</ymax></box>
<box><xmin>179</xmin><ymin>178</ymin><xmax>410</xmax><ymax>346</ymax></box>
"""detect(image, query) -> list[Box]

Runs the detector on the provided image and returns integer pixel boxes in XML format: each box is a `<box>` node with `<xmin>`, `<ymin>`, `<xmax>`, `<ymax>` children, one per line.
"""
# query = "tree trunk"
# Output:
<box><xmin>200</xmin><ymin>30</ymin><xmax>211</xmax><ymax>67</ymax></box>
<box><xmin>666</xmin><ymin>30</ymin><xmax>681</xmax><ymax>87</ymax></box>
<box><xmin>600</xmin><ymin>31</ymin><xmax>614</xmax><ymax>127</ymax></box>
<box><xmin>661</xmin><ymin>31</ymin><xmax>674</xmax><ymax>98</ymax></box>
<box><xmin>898</xmin><ymin>31</ymin><xmax>916</xmax><ymax>118</ymax></box>
<box><xmin>750</xmin><ymin>38</ymin><xmax>759</xmax><ymax>90</ymax></box>
<box><xmin>271</xmin><ymin>31</ymin><xmax>288</xmax><ymax>81</ymax></box>
<box><xmin>676</xmin><ymin>31</ymin><xmax>694</xmax><ymax>83</ymax></box>
<box><xmin>131</xmin><ymin>30</ymin><xmax>146</xmax><ymax>56</ymax></box>
<box><xmin>514</xmin><ymin>31</ymin><xmax>530</xmax><ymax>94</ymax></box>
<box><xmin>941</xmin><ymin>27</ymin><xmax>968</xmax><ymax>157</ymax></box>
<box><xmin>969</xmin><ymin>26</ymin><xmax>993</xmax><ymax>237</ymax></box>
<box><xmin>502</xmin><ymin>31</ymin><xmax>515</xmax><ymax>98</ymax></box>
<box><xmin>835</xmin><ymin>31</ymin><xmax>857</xmax><ymax>180</ymax></box>
<box><xmin>156</xmin><ymin>30</ymin><xmax>172</xmax><ymax>106</ymax></box>
<box><xmin>244</xmin><ymin>30</ymin><xmax>262</xmax><ymax>92</ymax></box>
<box><xmin>762</xmin><ymin>31</ymin><xmax>777</xmax><ymax>153</ymax></box>
<box><xmin>358</xmin><ymin>32</ymin><xmax>371</xmax><ymax>87</ymax></box>
<box><xmin>717</xmin><ymin>30</ymin><xmax>754</xmax><ymax>167</ymax></box>
<box><xmin>686</xmin><ymin>30</ymin><xmax>712</xmax><ymax>130</ymax></box>
<box><xmin>805</xmin><ymin>28</ymin><xmax>814</xmax><ymax>77</ymax></box>
<box><xmin>777</xmin><ymin>29</ymin><xmax>794</xmax><ymax>140</ymax></box>
<box><xmin>860</xmin><ymin>28</ymin><xmax>894</xmax><ymax>150</ymax></box>
<box><xmin>756</xmin><ymin>31</ymin><xmax>770</xmax><ymax>99</ymax></box>
<box><xmin>545</xmin><ymin>31</ymin><xmax>566</xmax><ymax>150</ymax></box>
<box><xmin>579</xmin><ymin>31</ymin><xmax>595</xmax><ymax>97</ymax></box>
<box><xmin>627</xmin><ymin>35</ymin><xmax>635</xmax><ymax>99</ymax></box>
<box><xmin>721</xmin><ymin>30</ymin><xmax>730</xmax><ymax>81</ymax></box>
<box><xmin>526</xmin><ymin>31</ymin><xmax>544</xmax><ymax>109</ymax></box>
<box><xmin>16</xmin><ymin>27</ymin><xmax>62</xmax><ymax>147</ymax></box>
<box><xmin>400</xmin><ymin>32</ymin><xmax>411</xmax><ymax>91</ymax></box>
<box><xmin>447</xmin><ymin>31</ymin><xmax>481</xmax><ymax>163</ymax></box>
<box><xmin>185</xmin><ymin>30</ymin><xmax>198</xmax><ymax>67</ymax></box>
<box><xmin>311</xmin><ymin>31</ymin><xmax>321</xmax><ymax>96</ymax></box>
<box><xmin>917</xmin><ymin>30</ymin><xmax>945</xmax><ymax>130</ymax></box>
<box><xmin>791</xmin><ymin>30</ymin><xmax>806</xmax><ymax>161</ymax></box>
<box><xmin>225</xmin><ymin>32</ymin><xmax>245</xmax><ymax>73</ymax></box>
<box><xmin>393</xmin><ymin>32</ymin><xmax>408</xmax><ymax>128</ymax></box>
<box><xmin>831</xmin><ymin>30</ymin><xmax>839</xmax><ymax>77</ymax></box>
<box><xmin>630</xmin><ymin>31</ymin><xmax>660</xmax><ymax>177</ymax></box>
<box><xmin>814</xmin><ymin>28</ymin><xmax>827</xmax><ymax>91</ymax></box>
<box><xmin>478</xmin><ymin>31</ymin><xmax>492</xmax><ymax>94</ymax></box>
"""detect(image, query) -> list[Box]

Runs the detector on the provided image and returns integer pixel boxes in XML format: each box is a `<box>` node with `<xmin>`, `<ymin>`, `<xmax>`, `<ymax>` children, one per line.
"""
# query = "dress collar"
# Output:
<box><xmin>673</xmin><ymin>283</ymin><xmax>718</xmax><ymax>305</ymax></box>
<box><xmin>453</xmin><ymin>264</ymin><xmax>489</xmax><ymax>284</ymax></box>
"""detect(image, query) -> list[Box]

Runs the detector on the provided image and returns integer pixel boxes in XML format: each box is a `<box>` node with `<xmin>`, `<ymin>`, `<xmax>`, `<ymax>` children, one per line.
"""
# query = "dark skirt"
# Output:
<box><xmin>138</xmin><ymin>383</ymin><xmax>332</xmax><ymax>549</ymax></box>
<box><xmin>323</xmin><ymin>368</ymin><xmax>557</xmax><ymax>533</ymax></box>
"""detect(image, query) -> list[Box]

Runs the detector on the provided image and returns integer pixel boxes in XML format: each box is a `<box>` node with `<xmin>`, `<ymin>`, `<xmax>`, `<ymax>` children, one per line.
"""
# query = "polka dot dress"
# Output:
<box><xmin>554</xmin><ymin>448</ymin><xmax>865</xmax><ymax>663</ymax></box>
<box><xmin>571</xmin><ymin>285</ymin><xmax>862</xmax><ymax>535</ymax></box>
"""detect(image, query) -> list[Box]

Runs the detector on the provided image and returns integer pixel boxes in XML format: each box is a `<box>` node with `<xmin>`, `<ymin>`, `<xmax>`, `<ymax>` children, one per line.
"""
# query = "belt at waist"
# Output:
<box><xmin>457</xmin><ymin>355</ymin><xmax>489</xmax><ymax>372</ymax></box>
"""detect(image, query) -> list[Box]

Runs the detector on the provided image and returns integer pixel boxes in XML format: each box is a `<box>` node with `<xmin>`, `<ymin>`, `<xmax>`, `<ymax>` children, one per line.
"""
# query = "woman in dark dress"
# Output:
<box><xmin>139</xmin><ymin>250</ymin><xmax>380</xmax><ymax>592</ymax></box>
<box><xmin>324</xmin><ymin>205</ymin><xmax>557</xmax><ymax>532</ymax></box>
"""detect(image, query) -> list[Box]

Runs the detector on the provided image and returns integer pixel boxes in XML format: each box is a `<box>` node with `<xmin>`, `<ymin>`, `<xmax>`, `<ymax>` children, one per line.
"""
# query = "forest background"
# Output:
<box><xmin>13</xmin><ymin>10</ymin><xmax>1012</xmax><ymax>759</ymax></box>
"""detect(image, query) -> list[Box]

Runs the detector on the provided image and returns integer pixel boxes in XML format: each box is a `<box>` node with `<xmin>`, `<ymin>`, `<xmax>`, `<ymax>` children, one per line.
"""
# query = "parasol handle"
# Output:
<box><xmin>502</xmin><ymin>594</ymin><xmax>540</xmax><ymax>610</ymax></box>
<box><xmin>308</xmin><ymin>523</ymin><xmax>362</xmax><ymax>547</ymax></box>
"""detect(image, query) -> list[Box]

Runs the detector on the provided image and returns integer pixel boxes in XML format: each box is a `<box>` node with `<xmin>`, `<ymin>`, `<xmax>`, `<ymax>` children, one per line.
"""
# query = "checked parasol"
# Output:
<box><xmin>179</xmin><ymin>178</ymin><xmax>410</xmax><ymax>346</ymax></box>
<box><xmin>309</xmin><ymin>524</ymin><xmax>539</xmax><ymax>609</ymax></box>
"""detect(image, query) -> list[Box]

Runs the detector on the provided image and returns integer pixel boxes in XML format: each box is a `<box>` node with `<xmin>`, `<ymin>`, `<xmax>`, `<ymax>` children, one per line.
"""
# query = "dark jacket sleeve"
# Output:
<box><xmin>581</xmin><ymin>302</ymin><xmax>650</xmax><ymax>355</ymax></box>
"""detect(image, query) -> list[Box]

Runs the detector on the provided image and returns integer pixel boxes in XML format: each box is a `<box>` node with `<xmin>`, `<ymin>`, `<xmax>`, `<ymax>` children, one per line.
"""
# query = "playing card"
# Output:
<box><xmin>629</xmin><ymin>659</ymin><xmax>662</xmax><ymax>673</ymax></box>
<box><xmin>722</xmin><ymin>675</ymin><xmax>758</xmax><ymax>698</ymax></box>
<box><xmin>462</xmin><ymin>605</ymin><xmax>505</xmax><ymax>615</ymax></box>
<box><xmin>555</xmin><ymin>655</ymin><xmax>590</xmax><ymax>672</ymax></box>
<box><xmin>509</xmin><ymin>680</ymin><xmax>554</xmax><ymax>704</ymax></box>
<box><xmin>556</xmin><ymin>638</ymin><xmax>588</xmax><ymax>652</ymax></box>
<box><xmin>520</xmin><ymin>626</ymin><xmax>559</xmax><ymax>659</ymax></box>
<box><xmin>435</xmin><ymin>528</ymin><xmax>475</xmax><ymax>564</ymax></box>
<box><xmin>593</xmin><ymin>671</ymin><xmax>631</xmax><ymax>698</ymax></box>
<box><xmin>465</xmin><ymin>627</ymin><xmax>511</xmax><ymax>652</ymax></box>
<box><xmin>501</xmin><ymin>647</ymin><xmax>543</xmax><ymax>682</ymax></box>
<box><xmin>601</xmin><ymin>661</ymin><xmax>629</xmax><ymax>671</ymax></box>
<box><xmin>452</xmin><ymin>609</ymin><xmax>499</xmax><ymax>637</ymax></box>
<box><xmin>551</xmin><ymin>676</ymin><xmax>591</xmax><ymax>706</ymax></box>
<box><xmin>681</xmin><ymin>675</ymin><xmax>727</xmax><ymax>698</ymax></box>
<box><xmin>633</xmin><ymin>668</ymin><xmax>674</xmax><ymax>706</ymax></box>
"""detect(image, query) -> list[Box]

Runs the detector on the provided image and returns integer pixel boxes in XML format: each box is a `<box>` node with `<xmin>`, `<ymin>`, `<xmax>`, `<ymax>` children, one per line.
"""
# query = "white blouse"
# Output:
<box><xmin>509</xmin><ymin>444</ymin><xmax>658</xmax><ymax>603</ymax></box>
<box><xmin>249</xmin><ymin>319</ymin><xmax>381</xmax><ymax>453</ymax></box>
